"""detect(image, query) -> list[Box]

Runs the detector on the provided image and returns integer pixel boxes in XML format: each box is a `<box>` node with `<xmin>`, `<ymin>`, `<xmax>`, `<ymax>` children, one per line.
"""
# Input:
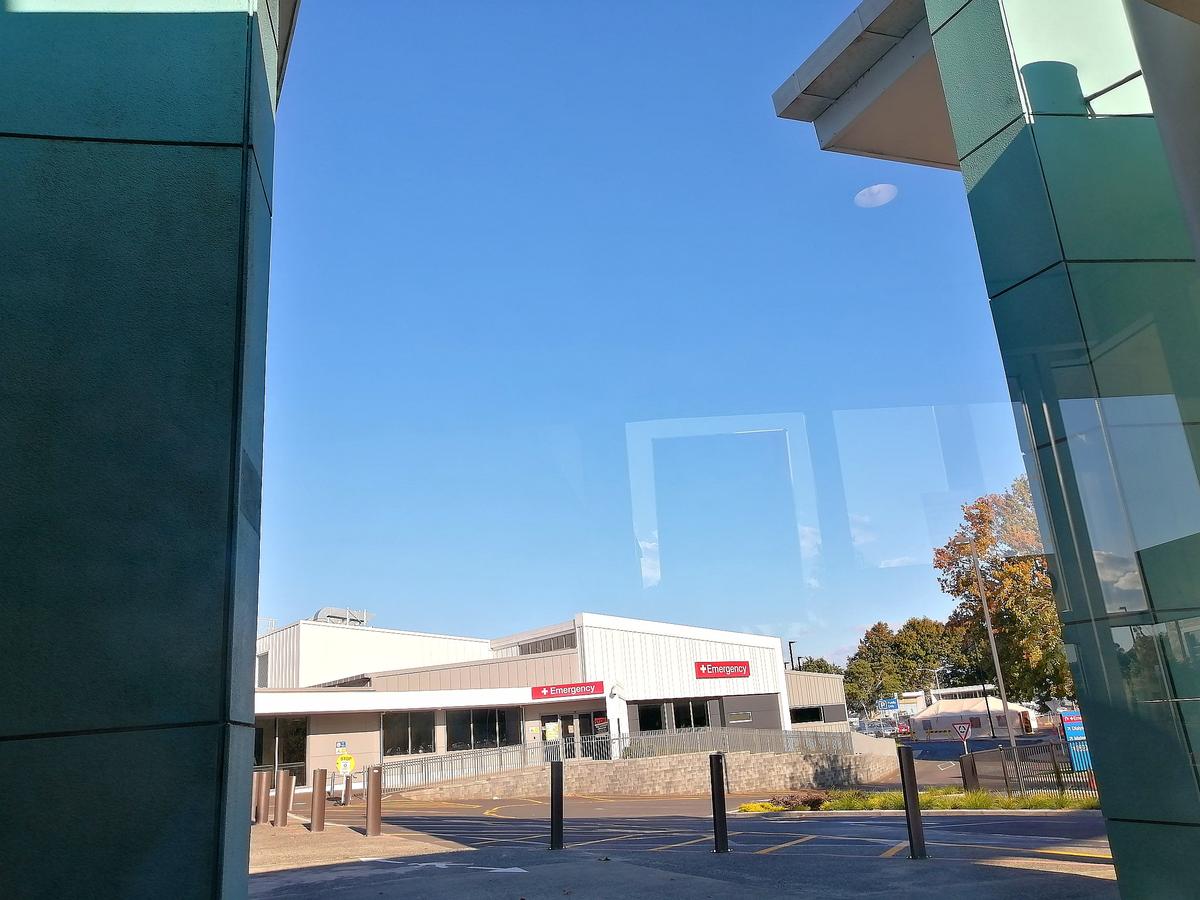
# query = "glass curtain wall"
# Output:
<box><xmin>926</xmin><ymin>0</ymin><xmax>1200</xmax><ymax>877</ymax></box>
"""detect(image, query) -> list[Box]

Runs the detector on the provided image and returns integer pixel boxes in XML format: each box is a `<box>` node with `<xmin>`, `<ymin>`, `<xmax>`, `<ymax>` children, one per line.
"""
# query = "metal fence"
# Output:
<box><xmin>971</xmin><ymin>740</ymin><xmax>1097</xmax><ymax>799</ymax></box>
<box><xmin>379</xmin><ymin>725</ymin><xmax>855</xmax><ymax>792</ymax></box>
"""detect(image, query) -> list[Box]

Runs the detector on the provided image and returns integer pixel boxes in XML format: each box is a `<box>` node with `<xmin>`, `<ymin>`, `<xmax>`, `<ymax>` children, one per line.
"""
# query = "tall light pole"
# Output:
<box><xmin>957</xmin><ymin>536</ymin><xmax>1025</xmax><ymax>793</ymax></box>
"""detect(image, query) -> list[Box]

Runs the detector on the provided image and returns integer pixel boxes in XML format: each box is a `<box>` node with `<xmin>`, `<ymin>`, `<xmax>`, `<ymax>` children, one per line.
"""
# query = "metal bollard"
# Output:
<box><xmin>311</xmin><ymin>768</ymin><xmax>327</xmax><ymax>832</ymax></box>
<box><xmin>341</xmin><ymin>770</ymin><xmax>353</xmax><ymax>806</ymax></box>
<box><xmin>897</xmin><ymin>745</ymin><xmax>927</xmax><ymax>859</ymax></box>
<box><xmin>251</xmin><ymin>771</ymin><xmax>265</xmax><ymax>824</ymax></box>
<box><xmin>275</xmin><ymin>772</ymin><xmax>295</xmax><ymax>828</ymax></box>
<box><xmin>959</xmin><ymin>753</ymin><xmax>980</xmax><ymax>793</ymax></box>
<box><xmin>709</xmin><ymin>753</ymin><xmax>729</xmax><ymax>853</ymax></box>
<box><xmin>365</xmin><ymin>766</ymin><xmax>382</xmax><ymax>837</ymax></box>
<box><xmin>257</xmin><ymin>771</ymin><xmax>271</xmax><ymax>825</ymax></box>
<box><xmin>549</xmin><ymin>760</ymin><xmax>564</xmax><ymax>850</ymax></box>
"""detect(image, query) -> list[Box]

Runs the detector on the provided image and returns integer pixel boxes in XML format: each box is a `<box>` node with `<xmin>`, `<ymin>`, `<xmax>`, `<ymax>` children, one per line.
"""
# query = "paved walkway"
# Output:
<box><xmin>250</xmin><ymin>795</ymin><xmax>1114</xmax><ymax>898</ymax></box>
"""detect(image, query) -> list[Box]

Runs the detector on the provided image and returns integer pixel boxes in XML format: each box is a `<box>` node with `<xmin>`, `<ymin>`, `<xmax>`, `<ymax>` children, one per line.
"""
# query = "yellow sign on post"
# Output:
<box><xmin>336</xmin><ymin>753</ymin><xmax>356</xmax><ymax>776</ymax></box>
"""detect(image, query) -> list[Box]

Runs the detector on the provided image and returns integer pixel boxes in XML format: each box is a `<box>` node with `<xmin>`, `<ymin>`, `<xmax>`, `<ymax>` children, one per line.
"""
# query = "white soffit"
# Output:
<box><xmin>773</xmin><ymin>0</ymin><xmax>958</xmax><ymax>170</ymax></box>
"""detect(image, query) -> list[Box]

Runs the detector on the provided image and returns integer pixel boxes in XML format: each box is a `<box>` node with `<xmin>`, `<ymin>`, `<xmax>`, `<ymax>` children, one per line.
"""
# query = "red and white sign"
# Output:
<box><xmin>952</xmin><ymin>722</ymin><xmax>971</xmax><ymax>740</ymax></box>
<box><xmin>530</xmin><ymin>681</ymin><xmax>604</xmax><ymax>701</ymax></box>
<box><xmin>695</xmin><ymin>661</ymin><xmax>751</xmax><ymax>679</ymax></box>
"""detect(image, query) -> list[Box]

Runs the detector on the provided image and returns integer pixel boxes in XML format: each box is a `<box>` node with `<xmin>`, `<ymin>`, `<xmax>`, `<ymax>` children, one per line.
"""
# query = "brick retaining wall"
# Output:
<box><xmin>400</xmin><ymin>750</ymin><xmax>899</xmax><ymax>799</ymax></box>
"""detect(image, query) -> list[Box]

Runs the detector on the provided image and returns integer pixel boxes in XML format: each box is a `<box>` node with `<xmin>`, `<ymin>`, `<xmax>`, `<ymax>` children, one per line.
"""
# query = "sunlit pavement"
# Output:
<box><xmin>250</xmin><ymin>796</ymin><xmax>1114</xmax><ymax>898</ymax></box>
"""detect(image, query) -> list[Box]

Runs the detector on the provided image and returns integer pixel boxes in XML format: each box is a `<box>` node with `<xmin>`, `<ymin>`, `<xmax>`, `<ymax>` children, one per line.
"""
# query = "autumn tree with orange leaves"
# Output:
<box><xmin>933</xmin><ymin>475</ymin><xmax>1074</xmax><ymax>707</ymax></box>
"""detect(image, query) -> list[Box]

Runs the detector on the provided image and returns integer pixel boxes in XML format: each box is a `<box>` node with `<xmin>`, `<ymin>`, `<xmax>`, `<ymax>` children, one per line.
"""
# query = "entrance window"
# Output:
<box><xmin>674</xmin><ymin>700</ymin><xmax>710</xmax><ymax>729</ymax></box>
<box><xmin>447</xmin><ymin>707</ymin><xmax>522</xmax><ymax>751</ymax></box>
<box><xmin>638</xmin><ymin>703</ymin><xmax>665</xmax><ymax>732</ymax></box>
<box><xmin>383</xmin><ymin>711</ymin><xmax>436</xmax><ymax>756</ymax></box>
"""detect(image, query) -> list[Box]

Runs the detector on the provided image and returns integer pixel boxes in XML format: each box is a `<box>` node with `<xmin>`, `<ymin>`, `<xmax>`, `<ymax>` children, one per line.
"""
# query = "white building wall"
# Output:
<box><xmin>576</xmin><ymin>613</ymin><xmax>789</xmax><ymax>729</ymax></box>
<box><xmin>296</xmin><ymin>622</ymin><xmax>491</xmax><ymax>687</ymax></box>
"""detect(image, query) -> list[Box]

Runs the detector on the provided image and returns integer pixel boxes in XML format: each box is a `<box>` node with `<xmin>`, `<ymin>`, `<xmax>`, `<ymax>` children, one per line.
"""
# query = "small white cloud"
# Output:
<box><xmin>879</xmin><ymin>556</ymin><xmax>920</xmax><ymax>568</ymax></box>
<box><xmin>854</xmin><ymin>183</ymin><xmax>899</xmax><ymax>208</ymax></box>
<box><xmin>638</xmin><ymin>533</ymin><xmax>661</xmax><ymax>587</ymax></box>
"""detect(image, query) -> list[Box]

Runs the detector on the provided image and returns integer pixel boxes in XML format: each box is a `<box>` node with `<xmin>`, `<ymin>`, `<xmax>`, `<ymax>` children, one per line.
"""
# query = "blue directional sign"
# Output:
<box><xmin>876</xmin><ymin>697</ymin><xmax>899</xmax><ymax>712</ymax></box>
<box><xmin>1061</xmin><ymin>710</ymin><xmax>1086</xmax><ymax>741</ymax></box>
<box><xmin>1060</xmin><ymin>711</ymin><xmax>1092</xmax><ymax>771</ymax></box>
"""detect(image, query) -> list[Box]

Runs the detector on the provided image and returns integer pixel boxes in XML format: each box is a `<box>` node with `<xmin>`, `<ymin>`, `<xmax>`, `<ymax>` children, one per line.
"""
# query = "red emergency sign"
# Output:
<box><xmin>530</xmin><ymin>681</ymin><xmax>605</xmax><ymax>700</ymax></box>
<box><xmin>695</xmin><ymin>661</ymin><xmax>751</xmax><ymax>678</ymax></box>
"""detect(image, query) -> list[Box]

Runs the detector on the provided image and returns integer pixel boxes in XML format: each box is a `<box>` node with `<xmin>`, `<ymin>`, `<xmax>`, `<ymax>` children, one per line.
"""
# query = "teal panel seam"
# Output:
<box><xmin>0</xmin><ymin>720</ymin><xmax>227</xmax><ymax>743</ymax></box>
<box><xmin>985</xmin><ymin>259</ymin><xmax>1064</xmax><ymax>301</ymax></box>
<box><xmin>0</xmin><ymin>130</ymin><xmax>242</xmax><ymax>149</ymax></box>
<box><xmin>929</xmin><ymin>0</ymin><xmax>975</xmax><ymax>37</ymax></box>
<box><xmin>251</xmin><ymin>143</ymin><xmax>271</xmax><ymax>216</ymax></box>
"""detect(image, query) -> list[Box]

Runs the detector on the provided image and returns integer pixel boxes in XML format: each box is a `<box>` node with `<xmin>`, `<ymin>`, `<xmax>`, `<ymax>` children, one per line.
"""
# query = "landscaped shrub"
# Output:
<box><xmin>739</xmin><ymin>787</ymin><xmax>1100</xmax><ymax>814</ymax></box>
<box><xmin>768</xmin><ymin>790</ymin><xmax>830</xmax><ymax>811</ymax></box>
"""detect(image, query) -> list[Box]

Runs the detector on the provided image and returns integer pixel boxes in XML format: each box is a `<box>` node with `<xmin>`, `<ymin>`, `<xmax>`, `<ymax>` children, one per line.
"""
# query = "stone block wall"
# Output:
<box><xmin>401</xmin><ymin>750</ymin><xmax>899</xmax><ymax>800</ymax></box>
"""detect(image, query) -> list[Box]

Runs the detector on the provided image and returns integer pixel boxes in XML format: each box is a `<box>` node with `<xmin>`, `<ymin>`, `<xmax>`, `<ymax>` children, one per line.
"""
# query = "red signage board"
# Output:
<box><xmin>531</xmin><ymin>681</ymin><xmax>604</xmax><ymax>700</ymax></box>
<box><xmin>695</xmin><ymin>661</ymin><xmax>751</xmax><ymax>679</ymax></box>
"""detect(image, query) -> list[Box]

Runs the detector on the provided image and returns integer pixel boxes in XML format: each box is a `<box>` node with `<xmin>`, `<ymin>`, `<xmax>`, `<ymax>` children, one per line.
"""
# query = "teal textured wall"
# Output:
<box><xmin>0</xmin><ymin>3</ymin><xmax>277</xmax><ymax>896</ymax></box>
<box><xmin>928</xmin><ymin>1</ymin><xmax>1200</xmax><ymax>896</ymax></box>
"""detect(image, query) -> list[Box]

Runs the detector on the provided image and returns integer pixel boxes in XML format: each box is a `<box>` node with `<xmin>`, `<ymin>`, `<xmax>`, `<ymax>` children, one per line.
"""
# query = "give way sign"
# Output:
<box><xmin>952</xmin><ymin>722</ymin><xmax>971</xmax><ymax>740</ymax></box>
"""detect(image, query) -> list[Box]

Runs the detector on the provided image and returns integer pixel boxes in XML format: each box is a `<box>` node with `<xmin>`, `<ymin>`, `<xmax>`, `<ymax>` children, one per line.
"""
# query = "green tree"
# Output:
<box><xmin>794</xmin><ymin>656</ymin><xmax>843</xmax><ymax>675</ymax></box>
<box><xmin>843</xmin><ymin>622</ymin><xmax>905</xmax><ymax>716</ymax></box>
<box><xmin>932</xmin><ymin>474</ymin><xmax>1074</xmax><ymax>707</ymax></box>
<box><xmin>892</xmin><ymin>617</ymin><xmax>948</xmax><ymax>689</ymax></box>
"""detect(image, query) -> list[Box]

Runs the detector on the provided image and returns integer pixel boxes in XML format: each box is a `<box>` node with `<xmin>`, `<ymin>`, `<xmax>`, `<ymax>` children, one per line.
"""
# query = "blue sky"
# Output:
<box><xmin>259</xmin><ymin>0</ymin><xmax>1027</xmax><ymax>661</ymax></box>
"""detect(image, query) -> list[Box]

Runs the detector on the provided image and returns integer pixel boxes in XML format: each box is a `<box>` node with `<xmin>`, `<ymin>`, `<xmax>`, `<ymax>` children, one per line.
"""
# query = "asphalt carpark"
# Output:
<box><xmin>250</xmin><ymin>794</ymin><xmax>1116</xmax><ymax>898</ymax></box>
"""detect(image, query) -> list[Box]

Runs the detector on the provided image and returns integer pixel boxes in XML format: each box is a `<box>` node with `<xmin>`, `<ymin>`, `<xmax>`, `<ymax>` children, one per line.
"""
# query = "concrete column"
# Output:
<box><xmin>434</xmin><ymin>709</ymin><xmax>448</xmax><ymax>754</ymax></box>
<box><xmin>928</xmin><ymin>0</ymin><xmax>1200</xmax><ymax>889</ymax></box>
<box><xmin>0</xmin><ymin>3</ymin><xmax>281</xmax><ymax>896</ymax></box>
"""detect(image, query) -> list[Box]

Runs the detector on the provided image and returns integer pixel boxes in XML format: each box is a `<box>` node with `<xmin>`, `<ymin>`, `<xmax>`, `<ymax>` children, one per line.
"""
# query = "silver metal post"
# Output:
<box><xmin>965</xmin><ymin>538</ymin><xmax>1026</xmax><ymax>794</ymax></box>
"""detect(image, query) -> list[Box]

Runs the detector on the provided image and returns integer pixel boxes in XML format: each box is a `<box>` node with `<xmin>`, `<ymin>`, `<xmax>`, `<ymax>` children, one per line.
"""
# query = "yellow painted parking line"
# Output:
<box><xmin>880</xmin><ymin>842</ymin><xmax>909</xmax><ymax>858</ymax></box>
<box><xmin>926</xmin><ymin>841</ymin><xmax>1112</xmax><ymax>861</ymax></box>
<box><xmin>483</xmin><ymin>801</ymin><xmax>543</xmax><ymax>818</ymax></box>
<box><xmin>755</xmin><ymin>835</ymin><xmax>817</xmax><ymax>855</ymax></box>
<box><xmin>653</xmin><ymin>835</ymin><xmax>718</xmax><ymax>851</ymax></box>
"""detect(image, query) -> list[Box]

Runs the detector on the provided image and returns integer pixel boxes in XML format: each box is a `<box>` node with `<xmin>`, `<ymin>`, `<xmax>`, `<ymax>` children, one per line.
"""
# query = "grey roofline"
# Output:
<box><xmin>772</xmin><ymin>0</ymin><xmax>926</xmax><ymax>122</ymax></box>
<box><xmin>278</xmin><ymin>0</ymin><xmax>302</xmax><ymax>95</ymax></box>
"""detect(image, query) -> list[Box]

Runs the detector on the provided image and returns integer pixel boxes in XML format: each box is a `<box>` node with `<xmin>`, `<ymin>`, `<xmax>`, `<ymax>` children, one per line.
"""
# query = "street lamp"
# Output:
<box><xmin>955</xmin><ymin>536</ymin><xmax>1026</xmax><ymax>793</ymax></box>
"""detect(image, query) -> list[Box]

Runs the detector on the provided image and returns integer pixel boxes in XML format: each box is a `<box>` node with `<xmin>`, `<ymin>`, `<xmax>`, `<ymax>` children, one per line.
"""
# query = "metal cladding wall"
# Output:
<box><xmin>254</xmin><ymin>621</ymin><xmax>492</xmax><ymax>688</ymax></box>
<box><xmin>577</xmin><ymin>613</ymin><xmax>790</xmax><ymax>731</ymax></box>
<box><xmin>257</xmin><ymin>623</ymin><xmax>302</xmax><ymax>688</ymax></box>
<box><xmin>720</xmin><ymin>693</ymin><xmax>785</xmax><ymax>730</ymax></box>
<box><xmin>785</xmin><ymin>670</ymin><xmax>848</xmax><ymax>708</ymax></box>
<box><xmin>369</xmin><ymin>649</ymin><xmax>581</xmax><ymax>693</ymax></box>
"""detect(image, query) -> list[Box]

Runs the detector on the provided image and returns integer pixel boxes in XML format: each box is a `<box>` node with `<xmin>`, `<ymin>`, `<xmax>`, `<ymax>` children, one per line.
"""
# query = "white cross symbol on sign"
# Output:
<box><xmin>540</xmin><ymin>688</ymin><xmax>549</xmax><ymax>696</ymax></box>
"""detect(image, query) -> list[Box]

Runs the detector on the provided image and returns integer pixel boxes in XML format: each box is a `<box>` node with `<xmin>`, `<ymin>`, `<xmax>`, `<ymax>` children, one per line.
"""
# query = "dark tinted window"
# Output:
<box><xmin>638</xmin><ymin>703</ymin><xmax>664</xmax><ymax>732</ymax></box>
<box><xmin>790</xmin><ymin>706</ymin><xmax>823</xmax><ymax>724</ymax></box>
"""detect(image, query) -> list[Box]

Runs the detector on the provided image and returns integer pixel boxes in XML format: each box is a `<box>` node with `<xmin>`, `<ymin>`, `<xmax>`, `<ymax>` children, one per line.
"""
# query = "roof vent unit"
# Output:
<box><xmin>311</xmin><ymin>607</ymin><xmax>373</xmax><ymax>627</ymax></box>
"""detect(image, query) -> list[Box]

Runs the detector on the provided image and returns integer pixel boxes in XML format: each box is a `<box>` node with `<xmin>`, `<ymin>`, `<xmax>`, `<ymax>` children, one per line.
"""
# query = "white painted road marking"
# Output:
<box><xmin>359</xmin><ymin>859</ymin><xmax>526</xmax><ymax>873</ymax></box>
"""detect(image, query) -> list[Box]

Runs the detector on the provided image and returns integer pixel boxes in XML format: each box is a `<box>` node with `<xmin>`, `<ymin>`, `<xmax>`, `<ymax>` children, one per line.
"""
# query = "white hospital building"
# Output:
<box><xmin>254</xmin><ymin>611</ymin><xmax>850</xmax><ymax>781</ymax></box>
